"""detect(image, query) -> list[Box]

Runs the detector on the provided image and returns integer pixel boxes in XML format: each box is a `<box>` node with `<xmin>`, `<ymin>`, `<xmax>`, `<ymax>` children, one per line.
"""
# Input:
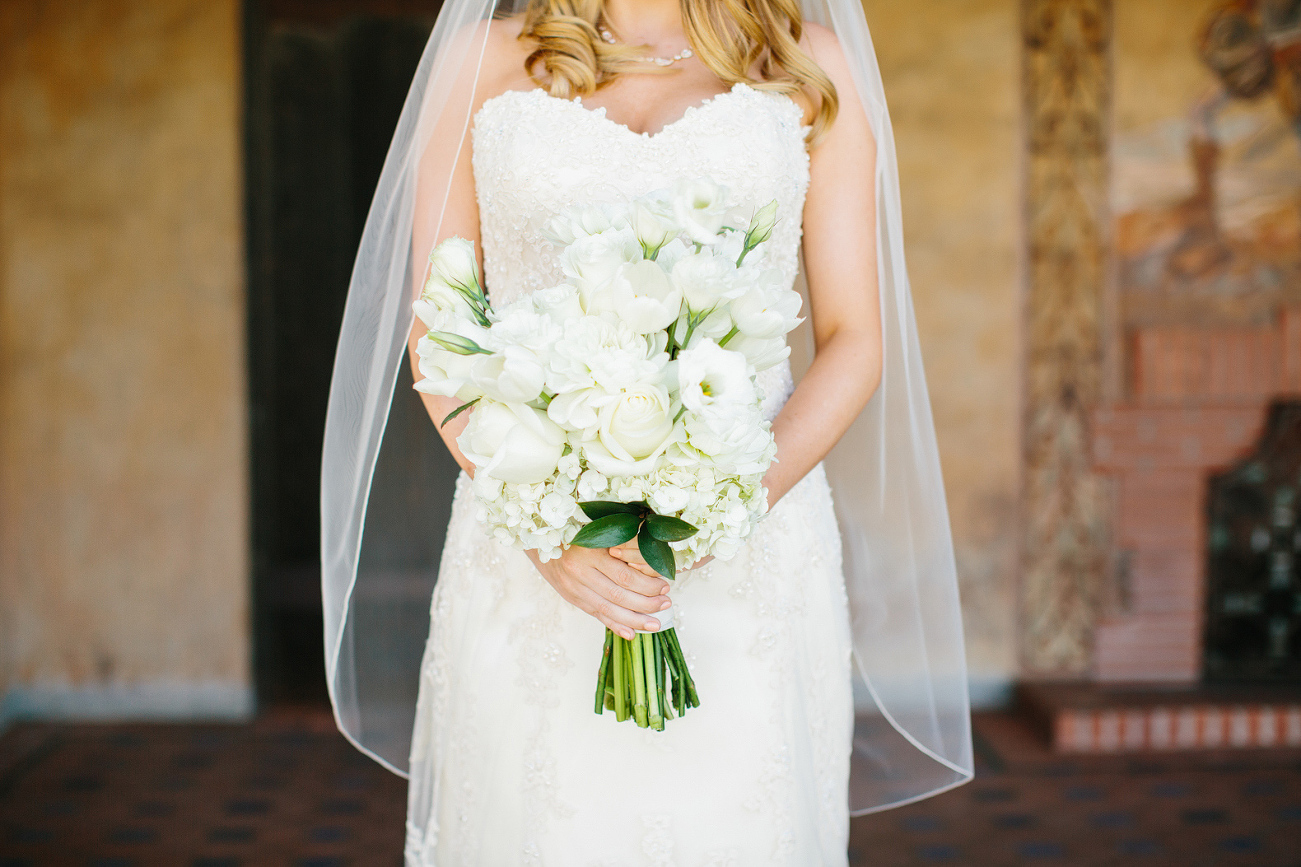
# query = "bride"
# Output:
<box><xmin>320</xmin><ymin>0</ymin><xmax>974</xmax><ymax>864</ymax></box>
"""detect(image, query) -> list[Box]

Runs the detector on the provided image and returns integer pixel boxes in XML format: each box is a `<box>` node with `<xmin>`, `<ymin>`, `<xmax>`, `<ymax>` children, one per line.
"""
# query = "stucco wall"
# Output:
<box><xmin>0</xmin><ymin>0</ymin><xmax>250</xmax><ymax>722</ymax></box>
<box><xmin>868</xmin><ymin>0</ymin><xmax>1022</xmax><ymax>695</ymax></box>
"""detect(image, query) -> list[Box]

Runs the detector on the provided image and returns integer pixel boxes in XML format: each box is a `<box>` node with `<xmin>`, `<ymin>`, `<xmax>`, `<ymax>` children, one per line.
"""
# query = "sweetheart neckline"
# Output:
<box><xmin>474</xmin><ymin>81</ymin><xmax>804</xmax><ymax>143</ymax></box>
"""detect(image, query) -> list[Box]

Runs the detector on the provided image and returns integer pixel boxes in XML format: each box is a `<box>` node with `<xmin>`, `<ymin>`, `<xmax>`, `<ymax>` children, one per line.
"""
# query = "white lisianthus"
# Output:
<box><xmin>543</xmin><ymin>204</ymin><xmax>621</xmax><ymax>246</ymax></box>
<box><xmin>545</xmin><ymin>317</ymin><xmax>666</xmax><ymax>436</ymax></box>
<box><xmin>412</xmin><ymin>308</ymin><xmax>489</xmax><ymax>401</ymax></box>
<box><xmin>609</xmin><ymin>260</ymin><xmax>683</xmax><ymax>334</ymax></box>
<box><xmin>471</xmin><ymin>301</ymin><xmax>561</xmax><ymax>403</ymax></box>
<box><xmin>530</xmin><ymin>284</ymin><xmax>585</xmax><ymax>322</ymax></box>
<box><xmin>728</xmin><ymin>270</ymin><xmax>803</xmax><ymax>339</ymax></box>
<box><xmin>671</xmin><ymin>251</ymin><xmax>744</xmax><ymax>312</ymax></box>
<box><xmin>677</xmin><ymin>340</ymin><xmax>757</xmax><ymax>414</ymax></box>
<box><xmin>684</xmin><ymin>405</ymin><xmax>774</xmax><ymax>475</ymax></box>
<box><xmin>416</xmin><ymin>282</ymin><xmax>476</xmax><ymax>322</ymax></box>
<box><xmin>630</xmin><ymin>200</ymin><xmax>676</xmax><ymax>257</ymax></box>
<box><xmin>560</xmin><ymin>227</ymin><xmax>642</xmax><ymax>308</ymax></box>
<box><xmin>583</xmin><ymin>381</ymin><xmax>681</xmax><ymax>477</ymax></box>
<box><xmin>724</xmin><ymin>333</ymin><xmax>790</xmax><ymax>372</ymax></box>
<box><xmin>458</xmin><ymin>400</ymin><xmax>567</xmax><ymax>484</ymax></box>
<box><xmin>429</xmin><ymin>236</ymin><xmax>482</xmax><ymax>296</ymax></box>
<box><xmin>672</xmin><ymin>178</ymin><xmax>732</xmax><ymax>244</ymax></box>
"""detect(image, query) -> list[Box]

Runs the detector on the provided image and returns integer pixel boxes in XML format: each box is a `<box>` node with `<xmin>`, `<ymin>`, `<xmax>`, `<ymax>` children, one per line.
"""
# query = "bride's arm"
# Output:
<box><xmin>613</xmin><ymin>27</ymin><xmax>881</xmax><ymax>577</ymax></box>
<box><xmin>406</xmin><ymin>20</ymin><xmax>672</xmax><ymax>639</ymax></box>
<box><xmin>762</xmin><ymin>24</ymin><xmax>883</xmax><ymax>508</ymax></box>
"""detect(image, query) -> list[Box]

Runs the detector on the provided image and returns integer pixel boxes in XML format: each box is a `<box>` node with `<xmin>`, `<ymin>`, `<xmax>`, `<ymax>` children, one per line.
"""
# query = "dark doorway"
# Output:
<box><xmin>244</xmin><ymin>0</ymin><xmax>449</xmax><ymax>708</ymax></box>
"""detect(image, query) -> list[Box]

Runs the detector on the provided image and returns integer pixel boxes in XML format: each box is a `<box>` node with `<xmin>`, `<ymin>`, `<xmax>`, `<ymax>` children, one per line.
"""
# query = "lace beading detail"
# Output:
<box><xmin>472</xmin><ymin>84</ymin><xmax>808</xmax><ymax>423</ymax></box>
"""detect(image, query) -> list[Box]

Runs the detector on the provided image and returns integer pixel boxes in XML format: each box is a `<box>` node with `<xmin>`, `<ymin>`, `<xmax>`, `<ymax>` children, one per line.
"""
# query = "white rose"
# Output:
<box><xmin>672</xmin><ymin>178</ymin><xmax>732</xmax><ymax>245</ymax></box>
<box><xmin>728</xmin><ymin>270</ymin><xmax>803</xmax><ymax>339</ymax></box>
<box><xmin>725</xmin><ymin>333</ymin><xmax>790</xmax><ymax>372</ymax></box>
<box><xmin>677</xmin><ymin>340</ymin><xmax>757</xmax><ymax>414</ymax></box>
<box><xmin>609</xmin><ymin>260</ymin><xmax>683</xmax><ymax>334</ymax></box>
<box><xmin>583</xmin><ymin>382</ymin><xmax>681</xmax><ymax>477</ymax></box>
<box><xmin>671</xmin><ymin>251</ymin><xmax>744</xmax><ymax>312</ymax></box>
<box><xmin>458</xmin><ymin>400</ymin><xmax>567</xmax><ymax>484</ymax></box>
<box><xmin>560</xmin><ymin>227</ymin><xmax>642</xmax><ymax>307</ymax></box>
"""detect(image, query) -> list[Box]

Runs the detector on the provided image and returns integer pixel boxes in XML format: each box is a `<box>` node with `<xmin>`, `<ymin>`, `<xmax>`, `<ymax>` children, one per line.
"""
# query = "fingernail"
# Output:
<box><xmin>644</xmin><ymin>621</ymin><xmax>660</xmax><ymax>632</ymax></box>
<box><xmin>659</xmin><ymin>599</ymin><xmax>672</xmax><ymax>611</ymax></box>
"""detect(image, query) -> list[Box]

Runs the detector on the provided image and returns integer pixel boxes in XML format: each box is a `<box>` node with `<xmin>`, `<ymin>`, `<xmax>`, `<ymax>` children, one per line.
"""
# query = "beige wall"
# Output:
<box><xmin>0</xmin><ymin>0</ymin><xmax>249</xmax><ymax>721</ymax></box>
<box><xmin>867</xmin><ymin>0</ymin><xmax>1022</xmax><ymax>693</ymax></box>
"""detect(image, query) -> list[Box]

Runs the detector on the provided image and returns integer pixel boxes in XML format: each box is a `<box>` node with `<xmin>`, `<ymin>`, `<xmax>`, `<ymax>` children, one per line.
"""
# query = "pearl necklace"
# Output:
<box><xmin>598</xmin><ymin>26</ymin><xmax>694</xmax><ymax>67</ymax></box>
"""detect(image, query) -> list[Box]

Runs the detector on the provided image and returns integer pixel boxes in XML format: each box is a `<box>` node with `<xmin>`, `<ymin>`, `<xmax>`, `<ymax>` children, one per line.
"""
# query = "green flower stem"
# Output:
<box><xmin>594</xmin><ymin>629</ymin><xmax>613</xmax><ymax>714</ymax></box>
<box><xmin>665</xmin><ymin>629</ymin><xmax>699</xmax><ymax>708</ymax></box>
<box><xmin>631</xmin><ymin>634</ymin><xmax>649</xmax><ymax>728</ymax></box>
<box><xmin>645</xmin><ymin>632</ymin><xmax>663</xmax><ymax>731</ymax></box>
<box><xmin>612</xmin><ymin>633</ymin><xmax>628</xmax><ymax>722</ymax></box>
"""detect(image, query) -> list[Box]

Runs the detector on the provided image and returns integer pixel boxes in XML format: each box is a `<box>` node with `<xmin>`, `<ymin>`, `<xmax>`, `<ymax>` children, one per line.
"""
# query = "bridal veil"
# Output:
<box><xmin>320</xmin><ymin>0</ymin><xmax>974</xmax><ymax>813</ymax></box>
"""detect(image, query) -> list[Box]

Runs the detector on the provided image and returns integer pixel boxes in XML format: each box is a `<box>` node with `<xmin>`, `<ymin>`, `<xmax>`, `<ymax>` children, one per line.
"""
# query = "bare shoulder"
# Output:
<box><xmin>439</xmin><ymin>12</ymin><xmax>533</xmax><ymax>104</ymax></box>
<box><xmin>799</xmin><ymin>21</ymin><xmax>854</xmax><ymax>89</ymax></box>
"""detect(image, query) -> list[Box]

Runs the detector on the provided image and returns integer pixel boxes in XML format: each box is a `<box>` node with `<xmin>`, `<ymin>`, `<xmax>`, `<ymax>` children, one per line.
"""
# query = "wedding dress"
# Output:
<box><xmin>403</xmin><ymin>82</ymin><xmax>856</xmax><ymax>866</ymax></box>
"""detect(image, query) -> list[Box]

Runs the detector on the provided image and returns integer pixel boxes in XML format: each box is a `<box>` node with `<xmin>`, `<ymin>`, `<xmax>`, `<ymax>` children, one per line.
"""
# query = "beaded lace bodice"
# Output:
<box><xmin>471</xmin><ymin>83</ymin><xmax>811</xmax><ymax>418</ymax></box>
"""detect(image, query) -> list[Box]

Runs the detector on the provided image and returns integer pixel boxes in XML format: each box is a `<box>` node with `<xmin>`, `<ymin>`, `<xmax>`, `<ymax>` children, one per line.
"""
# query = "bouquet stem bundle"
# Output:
<box><xmin>595</xmin><ymin>628</ymin><xmax>698</xmax><ymax>730</ymax></box>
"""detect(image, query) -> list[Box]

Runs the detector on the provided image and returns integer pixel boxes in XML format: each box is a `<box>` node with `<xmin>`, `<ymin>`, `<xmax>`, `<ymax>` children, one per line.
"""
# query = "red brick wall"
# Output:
<box><xmin>1090</xmin><ymin>307</ymin><xmax>1301</xmax><ymax>682</ymax></box>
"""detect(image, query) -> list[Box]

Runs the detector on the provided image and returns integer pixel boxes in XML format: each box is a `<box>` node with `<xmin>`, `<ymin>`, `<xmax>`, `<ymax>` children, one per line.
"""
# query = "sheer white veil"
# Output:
<box><xmin>320</xmin><ymin>0</ymin><xmax>973</xmax><ymax>814</ymax></box>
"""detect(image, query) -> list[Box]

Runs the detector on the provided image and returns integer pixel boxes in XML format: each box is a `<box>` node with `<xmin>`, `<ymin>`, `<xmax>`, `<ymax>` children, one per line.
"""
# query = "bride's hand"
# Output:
<box><xmin>610</xmin><ymin>541</ymin><xmax>713</xmax><ymax>577</ymax></box>
<box><xmin>528</xmin><ymin>546</ymin><xmax>672</xmax><ymax>641</ymax></box>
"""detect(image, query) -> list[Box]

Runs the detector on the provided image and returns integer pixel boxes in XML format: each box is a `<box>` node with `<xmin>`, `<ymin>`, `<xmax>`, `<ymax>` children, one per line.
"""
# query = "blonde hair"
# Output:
<box><xmin>518</xmin><ymin>0</ymin><xmax>838</xmax><ymax>147</ymax></box>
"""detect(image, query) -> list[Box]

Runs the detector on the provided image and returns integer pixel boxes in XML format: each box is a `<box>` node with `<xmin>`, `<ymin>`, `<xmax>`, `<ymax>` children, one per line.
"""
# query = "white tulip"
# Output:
<box><xmin>457</xmin><ymin>400</ymin><xmax>567</xmax><ymax>484</ymax></box>
<box><xmin>672</xmin><ymin>177</ymin><xmax>732</xmax><ymax>245</ymax></box>
<box><xmin>609</xmin><ymin>260</ymin><xmax>683</xmax><ymax>334</ymax></box>
<box><xmin>729</xmin><ymin>270</ymin><xmax>803</xmax><ymax>339</ymax></box>
<box><xmin>677</xmin><ymin>340</ymin><xmax>758</xmax><ymax>414</ymax></box>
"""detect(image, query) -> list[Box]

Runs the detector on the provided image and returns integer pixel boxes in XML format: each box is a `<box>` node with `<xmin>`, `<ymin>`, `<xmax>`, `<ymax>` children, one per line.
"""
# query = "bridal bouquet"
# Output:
<box><xmin>413</xmin><ymin>179</ymin><xmax>802</xmax><ymax>730</ymax></box>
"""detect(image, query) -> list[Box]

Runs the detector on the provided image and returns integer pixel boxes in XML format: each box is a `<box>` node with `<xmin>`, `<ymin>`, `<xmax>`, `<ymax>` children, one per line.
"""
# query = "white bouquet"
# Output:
<box><xmin>413</xmin><ymin>178</ymin><xmax>801</xmax><ymax>730</ymax></box>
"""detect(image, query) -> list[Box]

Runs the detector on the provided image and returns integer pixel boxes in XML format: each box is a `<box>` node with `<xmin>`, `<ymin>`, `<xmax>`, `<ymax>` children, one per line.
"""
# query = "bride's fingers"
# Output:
<box><xmin>572</xmin><ymin>579</ymin><xmax>668</xmax><ymax>639</ymax></box>
<box><xmin>609</xmin><ymin>541</ymin><xmax>663</xmax><ymax>578</ymax></box>
<box><xmin>606</xmin><ymin>547</ymin><xmax>669</xmax><ymax>589</ymax></box>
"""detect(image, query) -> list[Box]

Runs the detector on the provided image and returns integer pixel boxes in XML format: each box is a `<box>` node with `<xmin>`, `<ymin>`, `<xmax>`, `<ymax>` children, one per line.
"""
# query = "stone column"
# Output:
<box><xmin>1019</xmin><ymin>0</ymin><xmax>1113</xmax><ymax>675</ymax></box>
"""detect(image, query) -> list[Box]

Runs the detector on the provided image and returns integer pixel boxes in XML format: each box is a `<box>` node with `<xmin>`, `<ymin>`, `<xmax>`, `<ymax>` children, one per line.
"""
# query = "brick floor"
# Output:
<box><xmin>0</xmin><ymin>711</ymin><xmax>1298</xmax><ymax>866</ymax></box>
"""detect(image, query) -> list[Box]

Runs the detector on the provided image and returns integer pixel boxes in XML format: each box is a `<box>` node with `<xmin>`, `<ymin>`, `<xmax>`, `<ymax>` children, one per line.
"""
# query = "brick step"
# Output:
<box><xmin>1019</xmin><ymin>682</ymin><xmax>1301</xmax><ymax>753</ymax></box>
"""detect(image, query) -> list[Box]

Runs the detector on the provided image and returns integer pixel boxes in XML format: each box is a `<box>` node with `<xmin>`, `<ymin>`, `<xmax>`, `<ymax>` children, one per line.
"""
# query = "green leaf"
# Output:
<box><xmin>646</xmin><ymin>514</ymin><xmax>698</xmax><ymax>542</ymax></box>
<box><xmin>579</xmin><ymin>500</ymin><xmax>646</xmax><ymax>521</ymax></box>
<box><xmin>441</xmin><ymin>398</ymin><xmax>479</xmax><ymax>427</ymax></box>
<box><xmin>638</xmin><ymin>530</ymin><xmax>676</xmax><ymax>581</ymax></box>
<box><xmin>571</xmin><ymin>513</ymin><xmax>641</xmax><ymax>548</ymax></box>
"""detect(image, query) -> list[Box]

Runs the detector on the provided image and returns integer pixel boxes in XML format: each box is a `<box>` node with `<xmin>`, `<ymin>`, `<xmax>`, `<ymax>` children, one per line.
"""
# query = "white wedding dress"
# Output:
<box><xmin>404</xmin><ymin>82</ymin><xmax>855</xmax><ymax>867</ymax></box>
